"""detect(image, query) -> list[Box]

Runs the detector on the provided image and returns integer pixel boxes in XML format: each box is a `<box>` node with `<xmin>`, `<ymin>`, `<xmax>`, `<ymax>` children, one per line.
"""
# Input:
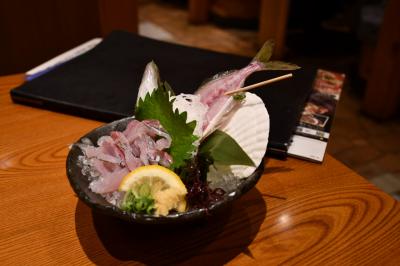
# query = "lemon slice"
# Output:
<box><xmin>119</xmin><ymin>165</ymin><xmax>187</xmax><ymax>216</ymax></box>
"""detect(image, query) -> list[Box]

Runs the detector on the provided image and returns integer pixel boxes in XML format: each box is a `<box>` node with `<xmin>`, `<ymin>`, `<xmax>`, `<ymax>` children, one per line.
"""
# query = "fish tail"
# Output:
<box><xmin>252</xmin><ymin>40</ymin><xmax>300</xmax><ymax>70</ymax></box>
<box><xmin>252</xmin><ymin>40</ymin><xmax>274</xmax><ymax>66</ymax></box>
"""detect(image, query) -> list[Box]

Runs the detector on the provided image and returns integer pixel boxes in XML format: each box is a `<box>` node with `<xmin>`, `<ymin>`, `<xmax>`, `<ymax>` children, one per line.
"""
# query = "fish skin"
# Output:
<box><xmin>196</xmin><ymin>61</ymin><xmax>264</xmax><ymax>101</ymax></box>
<box><xmin>195</xmin><ymin>39</ymin><xmax>275</xmax><ymax>101</ymax></box>
<box><xmin>195</xmin><ymin>61</ymin><xmax>266</xmax><ymax>138</ymax></box>
<box><xmin>194</xmin><ymin>39</ymin><xmax>299</xmax><ymax>139</ymax></box>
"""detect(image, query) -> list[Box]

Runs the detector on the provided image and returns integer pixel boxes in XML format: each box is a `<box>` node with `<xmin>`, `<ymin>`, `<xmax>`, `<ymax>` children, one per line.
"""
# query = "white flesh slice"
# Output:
<box><xmin>136</xmin><ymin>61</ymin><xmax>160</xmax><ymax>105</ymax></box>
<box><xmin>207</xmin><ymin>92</ymin><xmax>269</xmax><ymax>182</ymax></box>
<box><xmin>172</xmin><ymin>94</ymin><xmax>207</xmax><ymax>138</ymax></box>
<box><xmin>201</xmin><ymin>97</ymin><xmax>237</xmax><ymax>140</ymax></box>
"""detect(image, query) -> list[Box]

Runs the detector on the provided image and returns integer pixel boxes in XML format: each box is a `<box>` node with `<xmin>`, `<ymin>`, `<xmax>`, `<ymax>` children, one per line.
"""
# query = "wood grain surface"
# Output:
<box><xmin>1</xmin><ymin>74</ymin><xmax>400</xmax><ymax>265</ymax></box>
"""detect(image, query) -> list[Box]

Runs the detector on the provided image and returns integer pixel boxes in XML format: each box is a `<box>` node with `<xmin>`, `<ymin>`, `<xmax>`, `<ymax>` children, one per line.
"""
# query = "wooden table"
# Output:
<box><xmin>1</xmin><ymin>74</ymin><xmax>400</xmax><ymax>265</ymax></box>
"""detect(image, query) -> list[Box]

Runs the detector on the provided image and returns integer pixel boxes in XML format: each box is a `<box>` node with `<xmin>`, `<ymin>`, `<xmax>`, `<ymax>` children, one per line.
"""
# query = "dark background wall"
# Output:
<box><xmin>0</xmin><ymin>0</ymin><xmax>138</xmax><ymax>75</ymax></box>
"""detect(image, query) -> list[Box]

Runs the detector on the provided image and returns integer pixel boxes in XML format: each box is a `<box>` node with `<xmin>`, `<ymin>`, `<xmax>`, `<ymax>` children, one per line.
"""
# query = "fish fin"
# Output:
<box><xmin>253</xmin><ymin>40</ymin><xmax>301</xmax><ymax>70</ymax></box>
<box><xmin>263</xmin><ymin>61</ymin><xmax>300</xmax><ymax>70</ymax></box>
<box><xmin>252</xmin><ymin>39</ymin><xmax>274</xmax><ymax>65</ymax></box>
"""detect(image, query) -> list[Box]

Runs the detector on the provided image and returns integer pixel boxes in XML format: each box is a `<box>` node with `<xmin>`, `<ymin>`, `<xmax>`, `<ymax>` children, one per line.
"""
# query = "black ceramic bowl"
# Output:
<box><xmin>66</xmin><ymin>117</ymin><xmax>264</xmax><ymax>224</ymax></box>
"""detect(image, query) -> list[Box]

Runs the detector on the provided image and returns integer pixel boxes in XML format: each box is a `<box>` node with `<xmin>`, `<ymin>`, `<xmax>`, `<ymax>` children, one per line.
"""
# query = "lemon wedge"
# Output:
<box><xmin>119</xmin><ymin>165</ymin><xmax>187</xmax><ymax>216</ymax></box>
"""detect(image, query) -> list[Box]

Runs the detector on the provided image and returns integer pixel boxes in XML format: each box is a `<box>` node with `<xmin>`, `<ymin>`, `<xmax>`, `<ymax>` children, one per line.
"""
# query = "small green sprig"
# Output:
<box><xmin>232</xmin><ymin>92</ymin><xmax>246</xmax><ymax>101</ymax></box>
<box><xmin>121</xmin><ymin>184</ymin><xmax>155</xmax><ymax>214</ymax></box>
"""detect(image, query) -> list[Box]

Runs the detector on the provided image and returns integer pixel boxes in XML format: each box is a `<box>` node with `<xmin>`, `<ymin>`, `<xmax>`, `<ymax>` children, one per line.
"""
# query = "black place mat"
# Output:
<box><xmin>10</xmin><ymin>31</ymin><xmax>314</xmax><ymax>157</ymax></box>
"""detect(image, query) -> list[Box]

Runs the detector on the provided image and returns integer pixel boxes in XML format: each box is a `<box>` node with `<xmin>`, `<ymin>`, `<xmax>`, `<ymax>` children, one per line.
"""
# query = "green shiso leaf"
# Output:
<box><xmin>199</xmin><ymin>130</ymin><xmax>254</xmax><ymax>166</ymax></box>
<box><xmin>135</xmin><ymin>82</ymin><xmax>198</xmax><ymax>170</ymax></box>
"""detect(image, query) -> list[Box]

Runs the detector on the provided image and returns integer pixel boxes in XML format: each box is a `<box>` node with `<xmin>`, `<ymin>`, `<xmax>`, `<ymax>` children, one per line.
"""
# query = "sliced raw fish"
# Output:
<box><xmin>111</xmin><ymin>131</ymin><xmax>142</xmax><ymax>171</ymax></box>
<box><xmin>78</xmin><ymin>119</ymin><xmax>173</xmax><ymax>194</ymax></box>
<box><xmin>89</xmin><ymin>161</ymin><xmax>130</xmax><ymax>194</ymax></box>
<box><xmin>79</xmin><ymin>136</ymin><xmax>123</xmax><ymax>165</ymax></box>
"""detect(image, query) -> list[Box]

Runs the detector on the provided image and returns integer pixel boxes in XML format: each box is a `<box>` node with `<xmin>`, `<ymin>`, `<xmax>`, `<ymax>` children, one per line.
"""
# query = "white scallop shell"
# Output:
<box><xmin>207</xmin><ymin>92</ymin><xmax>269</xmax><ymax>184</ymax></box>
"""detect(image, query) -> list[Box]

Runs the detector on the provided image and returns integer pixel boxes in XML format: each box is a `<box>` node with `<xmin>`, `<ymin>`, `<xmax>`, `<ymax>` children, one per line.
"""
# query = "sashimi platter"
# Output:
<box><xmin>66</xmin><ymin>41</ymin><xmax>298</xmax><ymax>223</ymax></box>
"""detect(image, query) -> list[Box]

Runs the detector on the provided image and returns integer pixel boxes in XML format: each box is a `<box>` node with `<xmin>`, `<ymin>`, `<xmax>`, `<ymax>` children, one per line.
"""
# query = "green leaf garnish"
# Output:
<box><xmin>199</xmin><ymin>130</ymin><xmax>254</xmax><ymax>166</ymax></box>
<box><xmin>232</xmin><ymin>92</ymin><xmax>246</xmax><ymax>101</ymax></box>
<box><xmin>121</xmin><ymin>184</ymin><xmax>155</xmax><ymax>214</ymax></box>
<box><xmin>135</xmin><ymin>82</ymin><xmax>198</xmax><ymax>170</ymax></box>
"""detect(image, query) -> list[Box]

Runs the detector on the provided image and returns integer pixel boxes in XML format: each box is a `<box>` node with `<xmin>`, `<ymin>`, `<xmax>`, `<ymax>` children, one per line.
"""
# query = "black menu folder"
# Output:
<box><xmin>10</xmin><ymin>31</ymin><xmax>314</xmax><ymax>158</ymax></box>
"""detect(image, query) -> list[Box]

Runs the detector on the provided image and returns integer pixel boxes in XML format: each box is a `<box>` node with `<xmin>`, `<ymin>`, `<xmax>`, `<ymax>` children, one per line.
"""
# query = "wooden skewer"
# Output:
<box><xmin>225</xmin><ymin>73</ymin><xmax>293</xmax><ymax>95</ymax></box>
